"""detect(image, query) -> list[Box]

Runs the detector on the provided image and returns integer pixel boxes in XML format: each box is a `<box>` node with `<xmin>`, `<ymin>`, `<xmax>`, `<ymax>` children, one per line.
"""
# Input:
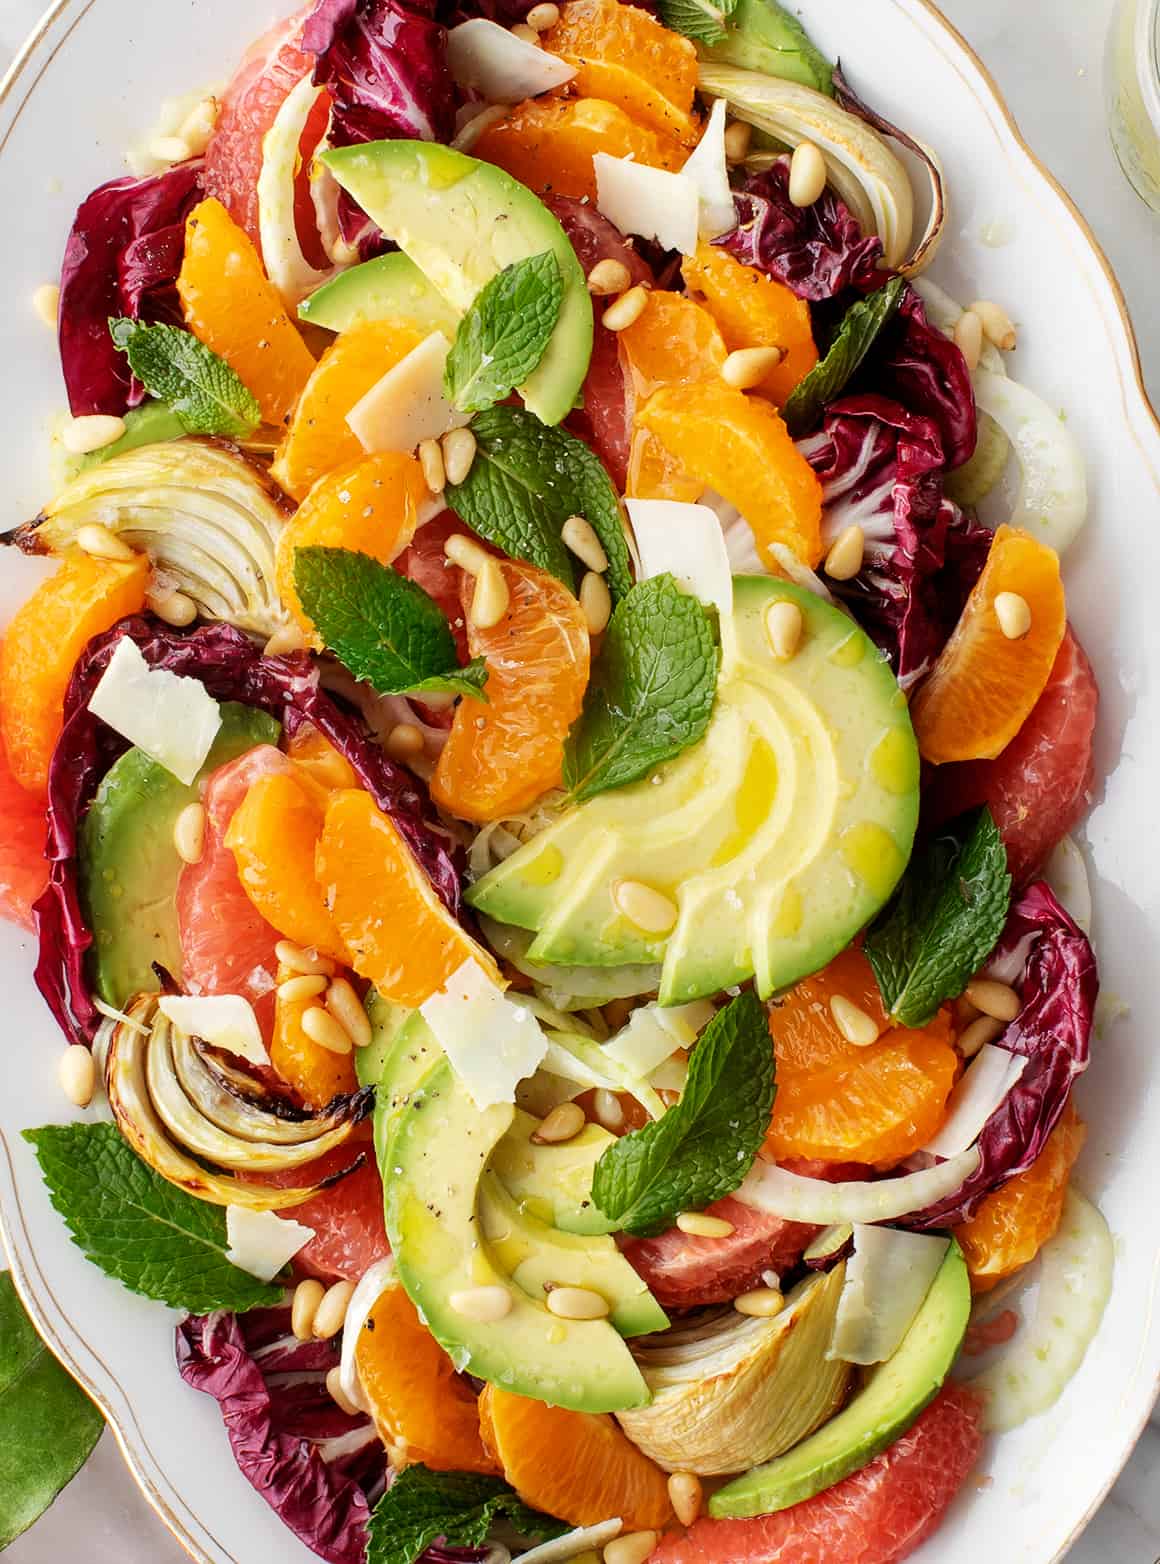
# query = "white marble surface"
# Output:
<box><xmin>0</xmin><ymin>0</ymin><xmax>1157</xmax><ymax>1559</ymax></box>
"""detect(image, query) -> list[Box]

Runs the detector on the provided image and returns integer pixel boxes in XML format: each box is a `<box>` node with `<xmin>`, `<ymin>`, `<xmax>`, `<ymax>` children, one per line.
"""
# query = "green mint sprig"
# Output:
<box><xmin>783</xmin><ymin>275</ymin><xmax>906</xmax><ymax>438</ymax></box>
<box><xmin>658</xmin><ymin>0</ymin><xmax>738</xmax><ymax>44</ymax></box>
<box><xmin>366</xmin><ymin>1466</ymin><xmax>566</xmax><ymax>1564</ymax></box>
<box><xmin>444</xmin><ymin>252</ymin><xmax>564</xmax><ymax>414</ymax></box>
<box><xmin>109</xmin><ymin>318</ymin><xmax>261</xmax><ymax>439</ymax></box>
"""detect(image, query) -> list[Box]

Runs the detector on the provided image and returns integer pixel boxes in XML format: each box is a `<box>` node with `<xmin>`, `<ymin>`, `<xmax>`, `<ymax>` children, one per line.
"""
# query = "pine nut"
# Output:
<box><xmin>965</xmin><ymin>978</ymin><xmax>1021</xmax><ymax>1023</ymax></box>
<box><xmin>525</xmin><ymin>1</ymin><xmax>560</xmax><ymax>28</ymax></box>
<box><xmin>721</xmin><ymin>345</ymin><xmax>785</xmax><ymax>390</ymax></box>
<box><xmin>953</xmin><ymin>309</ymin><xmax>984</xmax><ymax>373</ymax></box>
<box><xmin>442</xmin><ymin>427</ymin><xmax>478</xmax><ymax>486</ymax></box>
<box><xmin>291</xmin><ymin>1278</ymin><xmax>325</xmax><ymax>1340</ymax></box>
<box><xmin>676</xmin><ymin>1211</ymin><xmax>735</xmax><ymax>1238</ymax></box>
<box><xmin>958</xmin><ymin>1013</ymin><xmax>1005</xmax><ymax>1059</ymax></box>
<box><xmin>58</xmin><ymin>1044</ymin><xmax>95</xmax><ymax>1107</ymax></box>
<box><xmin>32</xmin><ymin>282</ymin><xmax>60</xmax><ymax>329</ymax></box>
<box><xmin>326</xmin><ymin>1364</ymin><xmax>360</xmax><ymax>1416</ymax></box>
<box><xmin>824</xmin><ymin>524</ymin><xmax>865</xmax><ymax>581</ymax></box>
<box><xmin>587</xmin><ymin>258</ymin><xmax>632</xmax><ymax>297</ymax></box>
<box><xmin>148</xmin><ymin>588</ymin><xmax>198</xmax><ymax>627</ymax></box>
<box><xmin>302</xmin><ymin>1006</ymin><xmax>354</xmax><ymax>1055</ymax></box>
<box><xmin>995</xmin><ymin>591</ymin><xmax>1032</xmax><ymax>640</ymax></box>
<box><xmin>326</xmin><ymin>977</ymin><xmax>373</xmax><ymax>1049</ymax></box>
<box><xmin>275</xmin><ymin>940</ymin><xmax>337</xmax><ymax>977</ymax></box>
<box><xmin>278</xmin><ymin>974</ymin><xmax>329</xmax><ymax>1003</ymax></box>
<box><xmin>450</xmin><ymin>1285</ymin><xmax>513</xmax><ymax>1322</ymax></box>
<box><xmin>764</xmin><ymin>600</ymin><xmax>803</xmax><ymax>660</ymax></box>
<box><xmin>560</xmin><ymin>516</ymin><xmax>608</xmax><ymax>574</ymax></box>
<box><xmin>580</xmin><ymin>571</ymin><xmax>611</xmax><ymax>635</ymax></box>
<box><xmin>76</xmin><ymin>522</ymin><xmax>135</xmax><ymax>561</ymax></box>
<box><xmin>723</xmin><ymin>120</ymin><xmax>752</xmax><ymax>163</ymax></box>
<box><xmin>602</xmin><ymin>285</ymin><xmax>649</xmax><ymax>332</ymax></box>
<box><xmin>735</xmin><ymin>1286</ymin><xmax>785</xmax><ymax>1318</ymax></box>
<box><xmin>545</xmin><ymin>1285</ymin><xmax>610</xmax><ymax>1320</ymax></box>
<box><xmin>532</xmin><ymin>1102</ymin><xmax>586</xmax><ymax>1144</ymax></box>
<box><xmin>150</xmin><ymin>134</ymin><xmax>192</xmax><ymax>164</ymax></box>
<box><xmin>173</xmin><ymin>802</ymin><xmax>206</xmax><ymax>865</ymax></box>
<box><xmin>419</xmin><ymin>437</ymin><xmax>446</xmax><ymax>495</ymax></box>
<box><xmin>510</xmin><ymin>21</ymin><xmax>540</xmax><ymax>42</ymax></box>
<box><xmin>385</xmin><ymin>721</ymin><xmax>426</xmax><ymax>762</ymax></box>
<box><xmin>829</xmin><ymin>994</ymin><xmax>880</xmax><ymax>1047</ymax></box>
<box><xmin>605</xmin><ymin>1531</ymin><xmax>659</xmax><ymax>1564</ymax></box>
<box><xmin>593</xmin><ymin>1088</ymin><xmax>625</xmax><ymax>1130</ymax></box>
<box><xmin>668</xmin><ymin>1472</ymin><xmax>703</xmax><ymax>1528</ymax></box>
<box><xmin>612</xmin><ymin>878</ymin><xmax>678</xmax><ymax>935</ymax></box>
<box><xmin>264</xmin><ymin>622</ymin><xmax>309</xmax><ymax>657</ymax></box>
<box><xmin>313</xmin><ymin>1279</ymin><xmax>356</xmax><ymax>1340</ymax></box>
<box><xmin>178</xmin><ymin>96</ymin><xmax>219</xmax><ymax>159</ymax></box>
<box><xmin>470</xmin><ymin>558</ymin><xmax>510</xmax><ymax>629</ymax></box>
<box><xmin>788</xmin><ymin>140</ymin><xmax>827</xmax><ymax>206</ymax></box>
<box><xmin>970</xmin><ymin>299</ymin><xmax>1017</xmax><ymax>352</ymax></box>
<box><xmin>444</xmin><ymin>532</ymin><xmax>490</xmax><ymax>575</ymax></box>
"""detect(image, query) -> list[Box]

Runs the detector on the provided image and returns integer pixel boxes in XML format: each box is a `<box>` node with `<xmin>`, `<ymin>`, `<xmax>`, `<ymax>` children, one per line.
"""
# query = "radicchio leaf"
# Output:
<box><xmin>874</xmin><ymin>285</ymin><xmax>977</xmax><ymax>471</ymax></box>
<box><xmin>303</xmin><ymin>0</ymin><xmax>455</xmax><ymax>146</ymax></box>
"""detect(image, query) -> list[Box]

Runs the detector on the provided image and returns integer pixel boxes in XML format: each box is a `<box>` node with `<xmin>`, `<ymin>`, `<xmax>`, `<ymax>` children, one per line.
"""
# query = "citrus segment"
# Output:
<box><xmin>910</xmin><ymin>525</ymin><xmax>1067</xmax><ymax>765</ymax></box>
<box><xmin>285</xmin><ymin>723</ymin><xmax>359</xmax><ymax>799</ymax></box>
<box><xmin>622</xmin><ymin>1195</ymin><xmax>817</xmax><ymax>1309</ymax></box>
<box><xmin>478</xmin><ymin>1384</ymin><xmax>673</xmax><ymax>1531</ymax></box>
<box><xmin>0</xmin><ymin>553</ymin><xmax>149</xmax><ymax>796</ymax></box>
<box><xmin>263</xmin><ymin>1139</ymin><xmax>391</xmax><ymax>1281</ymax></box>
<box><xmin>682</xmin><ymin>244</ymin><xmax>819</xmax><ymax>406</ymax></box>
<box><xmin>270</xmin><ymin>986</ymin><xmax>359</xmax><ymax>1109</ymax></box>
<box><xmin>0</xmin><ymin>716</ymin><xmax>49</xmax><ymax>927</ymax></box>
<box><xmin>431</xmin><ymin>560</ymin><xmax>590</xmax><ymax>823</ymax></box>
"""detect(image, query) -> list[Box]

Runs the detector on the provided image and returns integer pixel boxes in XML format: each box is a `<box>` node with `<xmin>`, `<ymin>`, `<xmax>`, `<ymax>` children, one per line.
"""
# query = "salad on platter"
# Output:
<box><xmin>0</xmin><ymin>0</ymin><xmax>1112</xmax><ymax>1560</ymax></box>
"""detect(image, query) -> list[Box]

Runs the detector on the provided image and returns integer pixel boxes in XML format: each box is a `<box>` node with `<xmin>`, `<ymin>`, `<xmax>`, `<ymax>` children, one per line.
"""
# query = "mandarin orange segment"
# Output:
<box><xmin>682</xmin><ymin>243</ymin><xmax>819</xmax><ymax>406</ymax></box>
<box><xmin>355</xmin><ymin>1284</ymin><xmax>499</xmax><ymax>1474</ymax></box>
<box><xmin>177</xmin><ymin>196</ymin><xmax>317</xmax><ymax>426</ymax></box>
<box><xmin>270</xmin><ymin>320</ymin><xmax>426</xmax><ymax>501</ymax></box>
<box><xmin>431</xmin><ymin>559</ymin><xmax>590</xmax><ymax>823</ymax></box>
<box><xmin>478</xmin><ymin>1385</ymin><xmax>673</xmax><ymax>1531</ymax></box>
<box><xmin>627</xmin><ymin>432</ymin><xmax>705</xmax><ymax>501</ymax></box>
<box><xmin>618</xmin><ymin>290</ymin><xmax>726</xmax><ymax>401</ymax></box>
<box><xmin>225</xmin><ymin>769</ymin><xmax>350</xmax><ymax>962</ymax></box>
<box><xmin>316</xmin><ymin>789</ymin><xmax>501</xmax><ymax>1006</ymax></box>
<box><xmin>270</xmin><ymin>988</ymin><xmax>359</xmax><ymax>1109</ymax></box>
<box><xmin>473</xmin><ymin>97</ymin><xmax>685</xmax><ymax>204</ymax></box>
<box><xmin>636</xmin><ymin>381</ymin><xmax>825</xmax><ymax>566</ymax></box>
<box><xmin>0</xmin><ymin>553</ymin><xmax>149</xmax><ymax>796</ymax></box>
<box><xmin>286</xmin><ymin>723</ymin><xmax>359</xmax><ymax>800</ymax></box>
<box><xmin>541</xmin><ymin>0</ymin><xmax>700</xmax><ymax>145</ymax></box>
<box><xmin>955</xmin><ymin>1100</ymin><xmax>1086</xmax><ymax>1293</ymax></box>
<box><xmin>910</xmin><ymin>525</ymin><xmax>1068</xmax><ymax>765</ymax></box>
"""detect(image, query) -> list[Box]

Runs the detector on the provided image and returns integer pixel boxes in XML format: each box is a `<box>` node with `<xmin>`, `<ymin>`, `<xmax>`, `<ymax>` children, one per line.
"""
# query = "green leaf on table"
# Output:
<box><xmin>0</xmin><ymin>1270</ymin><xmax>104</xmax><ymax>1548</ymax></box>
<box><xmin>293</xmin><ymin>547</ymin><xmax>488</xmax><ymax>700</ymax></box>
<box><xmin>109</xmin><ymin>317</ymin><xmax>261</xmax><ymax>439</ymax></box>
<box><xmin>444</xmin><ymin>252</ymin><xmax>564</xmax><ymax>414</ymax></box>
<box><xmin>864</xmin><ymin>807</ymin><xmax>1012</xmax><ymax>1028</ymax></box>
<box><xmin>366</xmin><ymin>1465</ymin><xmax>566</xmax><ymax>1564</ymax></box>
<box><xmin>563</xmin><ymin>573</ymin><xmax>718</xmax><ymax>803</ymax></box>
<box><xmin>22</xmin><ymin>1123</ymin><xmax>283</xmax><ymax>1315</ymax></box>
<box><xmin>783</xmin><ymin>275</ymin><xmax>906</xmax><ymax>437</ymax></box>
<box><xmin>445</xmin><ymin>405</ymin><xmax>634</xmax><ymax>601</ymax></box>
<box><xmin>591</xmin><ymin>992</ymin><xmax>776</xmax><ymax>1237</ymax></box>
<box><xmin>658</xmin><ymin>0</ymin><xmax>738</xmax><ymax>44</ymax></box>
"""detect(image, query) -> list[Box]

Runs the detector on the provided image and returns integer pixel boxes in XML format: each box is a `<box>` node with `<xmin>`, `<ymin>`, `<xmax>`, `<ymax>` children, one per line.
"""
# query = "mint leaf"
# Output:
<box><xmin>591</xmin><ymin>993</ymin><xmax>776</xmax><ymax>1236</ymax></box>
<box><xmin>23</xmin><ymin>1123</ymin><xmax>281</xmax><ymax>1314</ymax></box>
<box><xmin>109</xmin><ymin>318</ymin><xmax>261</xmax><ymax>439</ymax></box>
<box><xmin>446</xmin><ymin>406</ymin><xmax>634</xmax><ymax>601</ymax></box>
<box><xmin>783</xmin><ymin>276</ymin><xmax>906</xmax><ymax>437</ymax></box>
<box><xmin>658</xmin><ymin>0</ymin><xmax>738</xmax><ymax>44</ymax></box>
<box><xmin>0</xmin><ymin>1270</ymin><xmax>104</xmax><ymax>1548</ymax></box>
<box><xmin>865</xmin><ymin>807</ymin><xmax>1012</xmax><ymax>1028</ymax></box>
<box><xmin>293</xmin><ymin>547</ymin><xmax>488</xmax><ymax>701</ymax></box>
<box><xmin>563</xmin><ymin>574</ymin><xmax>718</xmax><ymax>802</ymax></box>
<box><xmin>445</xmin><ymin>252</ymin><xmax>564</xmax><ymax>414</ymax></box>
<box><xmin>367</xmin><ymin>1465</ymin><xmax>566</xmax><ymax>1564</ymax></box>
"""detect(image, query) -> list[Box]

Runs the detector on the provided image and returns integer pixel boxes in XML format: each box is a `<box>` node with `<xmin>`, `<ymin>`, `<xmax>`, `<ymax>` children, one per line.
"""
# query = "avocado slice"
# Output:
<box><xmin>386</xmin><ymin>1059</ymin><xmax>650</xmax><ymax>1412</ymax></box>
<box><xmin>299</xmin><ymin>252</ymin><xmax>462</xmax><ymax>338</ymax></box>
<box><xmin>357</xmin><ymin>989</ymin><xmax>414</xmax><ymax>1088</ymax></box>
<box><xmin>321</xmin><ymin>141</ymin><xmax>593</xmax><ymax>426</ymax></box>
<box><xmin>468</xmin><ymin>579</ymin><xmax>920</xmax><ymax>1003</ymax></box>
<box><xmin>488</xmin><ymin>1108</ymin><xmax>620</xmax><ymax>1236</ymax></box>
<box><xmin>698</xmin><ymin>0</ymin><xmax>835</xmax><ymax>96</ymax></box>
<box><xmin>708</xmin><ymin>1241</ymin><xmax>971</xmax><ymax>1519</ymax></box>
<box><xmin>79</xmin><ymin>704</ymin><xmax>279</xmax><ymax>1007</ymax></box>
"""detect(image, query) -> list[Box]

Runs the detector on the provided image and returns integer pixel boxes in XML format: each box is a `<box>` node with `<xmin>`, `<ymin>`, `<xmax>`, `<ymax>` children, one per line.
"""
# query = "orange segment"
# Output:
<box><xmin>955</xmin><ymin>1099</ymin><xmax>1086</xmax><ymax>1294</ymax></box>
<box><xmin>479</xmin><ymin>1384</ymin><xmax>673</xmax><ymax>1531</ymax></box>
<box><xmin>637</xmin><ymin>380</ymin><xmax>825</xmax><ymax>566</ymax></box>
<box><xmin>0</xmin><ymin>692</ymin><xmax>49</xmax><ymax>926</ymax></box>
<box><xmin>473</xmin><ymin>97</ymin><xmax>685</xmax><ymax>204</ymax></box>
<box><xmin>682</xmin><ymin>243</ymin><xmax>819</xmax><ymax>406</ymax></box>
<box><xmin>270</xmin><ymin>987</ymin><xmax>359</xmax><ymax>1109</ymax></box>
<box><xmin>541</xmin><ymin>0</ymin><xmax>700</xmax><ymax>145</ymax></box>
<box><xmin>431</xmin><ymin>560</ymin><xmax>589</xmax><ymax>823</ymax></box>
<box><xmin>178</xmin><ymin>196</ymin><xmax>317</xmax><ymax>426</ymax></box>
<box><xmin>225</xmin><ymin>769</ymin><xmax>350</xmax><ymax>962</ymax></box>
<box><xmin>0</xmin><ymin>553</ymin><xmax>149</xmax><ymax>796</ymax></box>
<box><xmin>286</xmin><ymin>724</ymin><xmax>359</xmax><ymax>799</ymax></box>
<box><xmin>355</xmin><ymin>1283</ymin><xmax>499</xmax><ymax>1474</ymax></box>
<box><xmin>910</xmin><ymin>525</ymin><xmax>1067</xmax><ymax>765</ymax></box>
<box><xmin>270</xmin><ymin>320</ymin><xmax>427</xmax><ymax>501</ymax></box>
<box><xmin>316</xmin><ymin>789</ymin><xmax>501</xmax><ymax>1006</ymax></box>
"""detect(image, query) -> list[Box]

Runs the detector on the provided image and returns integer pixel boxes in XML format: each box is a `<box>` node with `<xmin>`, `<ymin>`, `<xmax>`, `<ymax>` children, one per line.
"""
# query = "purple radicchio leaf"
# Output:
<box><xmin>303</xmin><ymin>0</ymin><xmax>455</xmax><ymax>147</ymax></box>
<box><xmin>873</xmin><ymin>285</ymin><xmax>978</xmax><ymax>471</ymax></box>
<box><xmin>35</xmin><ymin>617</ymin><xmax>461</xmax><ymax>1047</ymax></box>
<box><xmin>903</xmin><ymin>880</ymin><xmax>1098</xmax><ymax>1231</ymax></box>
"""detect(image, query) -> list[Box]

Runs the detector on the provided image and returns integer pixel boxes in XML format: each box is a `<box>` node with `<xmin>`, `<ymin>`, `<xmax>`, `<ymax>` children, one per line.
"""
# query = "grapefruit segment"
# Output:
<box><xmin>0</xmin><ymin>682</ymin><xmax>50</xmax><ymax>925</ymax></box>
<box><xmin>261</xmin><ymin>1139</ymin><xmax>391</xmax><ymax>1281</ymax></box>
<box><xmin>622</xmin><ymin>1195</ymin><xmax>817</xmax><ymax>1309</ymax></box>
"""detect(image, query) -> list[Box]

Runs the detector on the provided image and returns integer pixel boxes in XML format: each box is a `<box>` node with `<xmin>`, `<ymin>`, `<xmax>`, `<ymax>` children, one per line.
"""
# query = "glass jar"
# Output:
<box><xmin>1106</xmin><ymin>0</ymin><xmax>1160</xmax><ymax>212</ymax></box>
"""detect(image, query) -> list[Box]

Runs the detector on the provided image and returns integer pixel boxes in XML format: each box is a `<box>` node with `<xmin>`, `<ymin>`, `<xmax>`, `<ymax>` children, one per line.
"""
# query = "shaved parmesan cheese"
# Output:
<box><xmin>420</xmin><ymin>958</ymin><xmax>547</xmax><ymax>1110</ymax></box>
<box><xmin>346</xmin><ymin>331</ymin><xmax>471</xmax><ymax>455</ymax></box>
<box><xmin>625</xmin><ymin>498</ymin><xmax>734</xmax><ymax>620</ymax></box>
<box><xmin>447</xmin><ymin>19</ymin><xmax>576</xmax><ymax>103</ymax></box>
<box><xmin>157</xmin><ymin>994</ymin><xmax>268</xmax><ymax>1066</ymax></box>
<box><xmin>681</xmin><ymin>98</ymin><xmax>736</xmax><ymax>240</ymax></box>
<box><xmin>339</xmin><ymin>1258</ymin><xmax>396</xmax><ymax>1413</ymax></box>
<box><xmin>593</xmin><ymin>154</ymin><xmax>699</xmax><ymax>257</ymax></box>
<box><xmin>603</xmin><ymin>1000</ymin><xmax>713</xmax><ymax>1078</ymax></box>
<box><xmin>829</xmin><ymin>1226</ymin><xmax>949</xmax><ymax>1365</ymax></box>
<box><xmin>518</xmin><ymin>1519</ymin><xmax>624</xmax><ymax>1563</ymax></box>
<box><xmin>88</xmin><ymin>637</ymin><xmax>221</xmax><ymax>786</ymax></box>
<box><xmin>922</xmin><ymin>1044</ymin><xmax>1028</xmax><ymax>1159</ymax></box>
<box><xmin>258</xmin><ymin>72</ymin><xmax>335</xmax><ymax>305</ymax></box>
<box><xmin>225</xmin><ymin>1205</ymin><xmax>315</xmax><ymax>1283</ymax></box>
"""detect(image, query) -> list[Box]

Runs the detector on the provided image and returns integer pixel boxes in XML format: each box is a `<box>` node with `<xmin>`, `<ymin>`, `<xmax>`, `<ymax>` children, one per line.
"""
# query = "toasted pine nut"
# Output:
<box><xmin>385</xmin><ymin>721</ymin><xmax>426</xmax><ymax>762</ymax></box>
<box><xmin>824</xmin><ymin>523</ymin><xmax>865</xmax><ymax>581</ymax></box>
<box><xmin>829</xmin><ymin>994</ymin><xmax>880</xmax><ymax>1047</ymax></box>
<box><xmin>313</xmin><ymin>1279</ymin><xmax>356</xmax><ymax>1340</ymax></box>
<box><xmin>264</xmin><ymin>622</ymin><xmax>309</xmax><ymax>657</ymax></box>
<box><xmin>178</xmin><ymin>96</ymin><xmax>219</xmax><ymax>159</ymax></box>
<box><xmin>525</xmin><ymin>1</ymin><xmax>560</xmax><ymax>28</ymax></box>
<box><xmin>965</xmin><ymin>978</ymin><xmax>1021</xmax><ymax>1023</ymax></box>
<box><xmin>721</xmin><ymin>345</ymin><xmax>785</xmax><ymax>390</ymax></box>
<box><xmin>545</xmin><ymin>1285</ymin><xmax>610</xmax><ymax>1320</ymax></box>
<box><xmin>444</xmin><ymin>532</ymin><xmax>490</xmax><ymax>576</ymax></box>
<box><xmin>470</xmin><ymin>558</ymin><xmax>510</xmax><ymax>629</ymax></box>
<box><xmin>302</xmin><ymin>1006</ymin><xmax>354</xmax><ymax>1055</ymax></box>
<box><xmin>612</xmin><ymin>877</ymin><xmax>678</xmax><ymax>935</ymax></box>
<box><xmin>173</xmin><ymin>802</ymin><xmax>206</xmax><ymax>865</ymax></box>
<box><xmin>605</xmin><ymin>1531</ymin><xmax>659</xmax><ymax>1564</ymax></box>
<box><xmin>291</xmin><ymin>1278</ymin><xmax>325</xmax><ymax>1340</ymax></box>
<box><xmin>532</xmin><ymin>1102</ymin><xmax>587</xmax><ymax>1144</ymax></box>
<box><xmin>450</xmin><ymin>1284</ymin><xmax>513</xmax><ymax>1322</ymax></box>
<box><xmin>953</xmin><ymin>309</ymin><xmax>984</xmax><ymax>373</ymax></box>
<box><xmin>278</xmin><ymin>974</ymin><xmax>329</xmax><ymax>1003</ymax></box>
<box><xmin>764</xmin><ymin>600</ymin><xmax>803</xmax><ymax>661</ymax></box>
<box><xmin>580</xmin><ymin>571</ymin><xmax>612</xmax><ymax>635</ymax></box>
<box><xmin>510</xmin><ymin>21</ymin><xmax>540</xmax><ymax>42</ymax></box>
<box><xmin>735</xmin><ymin>1286</ymin><xmax>785</xmax><ymax>1318</ymax></box>
<box><xmin>723</xmin><ymin>120</ymin><xmax>752</xmax><ymax>163</ymax></box>
<box><xmin>958</xmin><ymin>1013</ymin><xmax>1005</xmax><ymax>1059</ymax></box>
<box><xmin>593</xmin><ymin>1087</ymin><xmax>625</xmax><ymax>1130</ymax></box>
<box><xmin>676</xmin><ymin>1211</ymin><xmax>735</xmax><ymax>1238</ymax></box>
<box><xmin>419</xmin><ymin>437</ymin><xmax>446</xmax><ymax>494</ymax></box>
<box><xmin>326</xmin><ymin>1364</ymin><xmax>360</xmax><ymax>1416</ymax></box>
<box><xmin>76</xmin><ymin>522</ymin><xmax>136</xmax><ymax>561</ymax></box>
<box><xmin>275</xmin><ymin>940</ymin><xmax>337</xmax><ymax>977</ymax></box>
<box><xmin>150</xmin><ymin>134</ymin><xmax>192</xmax><ymax>164</ymax></box>
<box><xmin>58</xmin><ymin>1044</ymin><xmax>95</xmax><ymax>1107</ymax></box>
<box><xmin>970</xmin><ymin>299</ymin><xmax>1017</xmax><ymax>352</ymax></box>
<box><xmin>588</xmin><ymin>257</ymin><xmax>632</xmax><ymax>296</ymax></box>
<box><xmin>995</xmin><ymin>591</ymin><xmax>1032</xmax><ymax>640</ymax></box>
<box><xmin>327</xmin><ymin>977</ymin><xmax>373</xmax><ymax>1049</ymax></box>
<box><xmin>148</xmin><ymin>588</ymin><xmax>198</xmax><ymax>627</ymax></box>
<box><xmin>788</xmin><ymin>140</ymin><xmax>827</xmax><ymax>206</ymax></box>
<box><xmin>668</xmin><ymin>1472</ymin><xmax>703</xmax><ymax>1528</ymax></box>
<box><xmin>442</xmin><ymin>427</ymin><xmax>478</xmax><ymax>486</ymax></box>
<box><xmin>32</xmin><ymin>282</ymin><xmax>60</xmax><ymax>329</ymax></box>
<box><xmin>561</xmin><ymin>514</ymin><xmax>609</xmax><ymax>573</ymax></box>
<box><xmin>602</xmin><ymin>285</ymin><xmax>649</xmax><ymax>332</ymax></box>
